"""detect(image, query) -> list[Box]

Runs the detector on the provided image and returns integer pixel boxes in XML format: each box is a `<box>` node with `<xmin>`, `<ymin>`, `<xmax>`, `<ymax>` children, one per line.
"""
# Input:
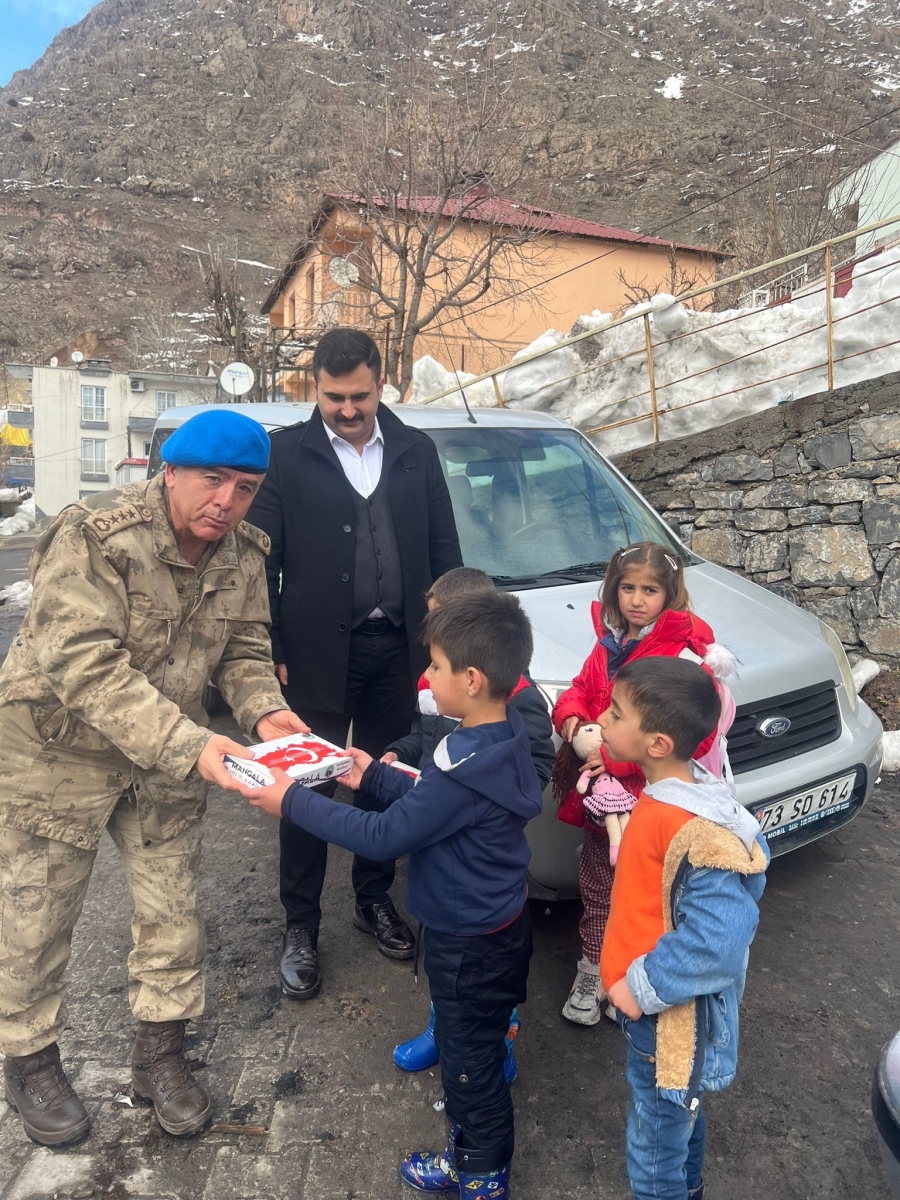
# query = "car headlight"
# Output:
<box><xmin>818</xmin><ymin>619</ymin><xmax>859</xmax><ymax>713</ymax></box>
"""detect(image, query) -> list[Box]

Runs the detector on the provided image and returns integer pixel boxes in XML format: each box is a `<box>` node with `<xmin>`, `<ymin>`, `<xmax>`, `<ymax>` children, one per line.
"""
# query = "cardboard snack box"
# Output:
<box><xmin>225</xmin><ymin>732</ymin><xmax>353</xmax><ymax>790</ymax></box>
<box><xmin>389</xmin><ymin>761</ymin><xmax>422</xmax><ymax>783</ymax></box>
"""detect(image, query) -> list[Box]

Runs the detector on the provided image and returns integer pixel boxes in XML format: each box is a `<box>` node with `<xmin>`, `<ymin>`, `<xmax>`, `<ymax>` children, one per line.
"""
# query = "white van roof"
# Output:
<box><xmin>153</xmin><ymin>402</ymin><xmax>570</xmax><ymax>433</ymax></box>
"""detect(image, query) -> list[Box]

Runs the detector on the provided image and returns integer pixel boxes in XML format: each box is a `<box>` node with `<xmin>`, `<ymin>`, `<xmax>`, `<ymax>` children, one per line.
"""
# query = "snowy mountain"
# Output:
<box><xmin>1</xmin><ymin>0</ymin><xmax>898</xmax><ymax>362</ymax></box>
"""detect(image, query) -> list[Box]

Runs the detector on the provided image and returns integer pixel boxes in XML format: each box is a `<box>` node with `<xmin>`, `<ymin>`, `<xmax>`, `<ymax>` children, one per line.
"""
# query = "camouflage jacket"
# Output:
<box><xmin>0</xmin><ymin>474</ymin><xmax>287</xmax><ymax>849</ymax></box>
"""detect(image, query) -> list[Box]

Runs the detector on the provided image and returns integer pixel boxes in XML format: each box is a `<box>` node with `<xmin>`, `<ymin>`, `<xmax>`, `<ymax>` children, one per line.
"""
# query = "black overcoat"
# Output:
<box><xmin>248</xmin><ymin>403</ymin><xmax>463</xmax><ymax>713</ymax></box>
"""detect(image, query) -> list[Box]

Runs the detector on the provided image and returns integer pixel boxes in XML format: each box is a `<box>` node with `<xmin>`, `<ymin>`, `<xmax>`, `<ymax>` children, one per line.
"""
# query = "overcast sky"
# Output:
<box><xmin>1</xmin><ymin>0</ymin><xmax>96</xmax><ymax>87</ymax></box>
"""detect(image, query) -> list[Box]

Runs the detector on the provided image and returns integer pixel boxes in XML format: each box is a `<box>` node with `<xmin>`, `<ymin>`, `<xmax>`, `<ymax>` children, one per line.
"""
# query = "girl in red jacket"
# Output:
<box><xmin>551</xmin><ymin>541</ymin><xmax>735</xmax><ymax>1027</ymax></box>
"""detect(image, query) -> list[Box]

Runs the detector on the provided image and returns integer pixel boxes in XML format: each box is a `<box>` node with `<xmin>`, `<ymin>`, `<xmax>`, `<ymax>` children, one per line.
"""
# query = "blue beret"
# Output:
<box><xmin>162</xmin><ymin>410</ymin><xmax>270</xmax><ymax>473</ymax></box>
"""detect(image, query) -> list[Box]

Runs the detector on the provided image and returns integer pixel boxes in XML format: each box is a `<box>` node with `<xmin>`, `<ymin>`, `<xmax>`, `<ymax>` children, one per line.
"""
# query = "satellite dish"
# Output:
<box><xmin>329</xmin><ymin>256</ymin><xmax>360</xmax><ymax>287</ymax></box>
<box><xmin>71</xmin><ymin>350</ymin><xmax>84</xmax><ymax>363</ymax></box>
<box><xmin>49</xmin><ymin>356</ymin><xmax>58</xmax><ymax>367</ymax></box>
<box><xmin>219</xmin><ymin>361</ymin><xmax>255</xmax><ymax>396</ymax></box>
<box><xmin>317</xmin><ymin>300</ymin><xmax>341</xmax><ymax>328</ymax></box>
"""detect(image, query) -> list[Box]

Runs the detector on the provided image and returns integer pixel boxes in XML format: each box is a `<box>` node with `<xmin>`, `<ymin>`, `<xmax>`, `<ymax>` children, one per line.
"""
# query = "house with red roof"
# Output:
<box><xmin>262</xmin><ymin>191</ymin><xmax>727</xmax><ymax>397</ymax></box>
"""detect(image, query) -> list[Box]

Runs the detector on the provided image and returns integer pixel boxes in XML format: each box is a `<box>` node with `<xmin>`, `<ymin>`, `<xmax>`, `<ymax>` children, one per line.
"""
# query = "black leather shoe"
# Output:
<box><xmin>279</xmin><ymin>927</ymin><xmax>321</xmax><ymax>999</ymax></box>
<box><xmin>353</xmin><ymin>899</ymin><xmax>415</xmax><ymax>960</ymax></box>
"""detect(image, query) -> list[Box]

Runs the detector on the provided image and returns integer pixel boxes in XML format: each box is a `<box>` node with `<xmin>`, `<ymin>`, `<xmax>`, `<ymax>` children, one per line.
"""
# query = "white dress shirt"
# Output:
<box><xmin>328</xmin><ymin>418</ymin><xmax>384</xmax><ymax>498</ymax></box>
<box><xmin>328</xmin><ymin>418</ymin><xmax>386</xmax><ymax>617</ymax></box>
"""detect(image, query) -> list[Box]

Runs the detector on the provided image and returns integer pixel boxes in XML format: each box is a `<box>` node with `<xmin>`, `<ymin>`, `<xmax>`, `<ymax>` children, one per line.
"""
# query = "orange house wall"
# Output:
<box><xmin>269</xmin><ymin>209</ymin><xmax>720</xmax><ymax>395</ymax></box>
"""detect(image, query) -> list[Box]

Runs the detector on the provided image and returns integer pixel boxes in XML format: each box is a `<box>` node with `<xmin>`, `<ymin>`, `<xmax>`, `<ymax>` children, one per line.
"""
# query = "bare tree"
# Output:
<box><xmin>721</xmin><ymin>77</ymin><xmax>874</xmax><ymax>289</ymax></box>
<box><xmin>194</xmin><ymin>245</ymin><xmax>284</xmax><ymax>400</ymax></box>
<box><xmin>126</xmin><ymin>304</ymin><xmax>199</xmax><ymax>373</ymax></box>
<box><xmin>321</xmin><ymin>47</ymin><xmax>572</xmax><ymax>397</ymax></box>
<box><xmin>614</xmin><ymin>245</ymin><xmax>708</xmax><ymax>314</ymax></box>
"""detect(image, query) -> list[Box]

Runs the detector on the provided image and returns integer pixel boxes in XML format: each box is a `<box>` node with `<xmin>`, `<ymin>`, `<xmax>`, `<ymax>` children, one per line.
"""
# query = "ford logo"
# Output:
<box><xmin>758</xmin><ymin>716</ymin><xmax>791</xmax><ymax>739</ymax></box>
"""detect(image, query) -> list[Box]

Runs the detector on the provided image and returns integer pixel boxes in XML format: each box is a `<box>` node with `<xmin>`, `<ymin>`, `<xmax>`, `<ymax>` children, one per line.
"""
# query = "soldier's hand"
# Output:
<box><xmin>254</xmin><ymin>709</ymin><xmax>310</xmax><ymax>742</ymax></box>
<box><xmin>236</xmin><ymin>767</ymin><xmax>294</xmax><ymax>818</ymax></box>
<box><xmin>275</xmin><ymin>663</ymin><xmax>289</xmax><ymax>687</ymax></box>
<box><xmin>197</xmin><ymin>734</ymin><xmax>252</xmax><ymax>789</ymax></box>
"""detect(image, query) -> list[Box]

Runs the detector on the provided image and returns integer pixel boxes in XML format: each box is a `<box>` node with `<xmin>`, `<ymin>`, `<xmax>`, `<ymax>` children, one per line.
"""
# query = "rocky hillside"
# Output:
<box><xmin>1</xmin><ymin>0</ymin><xmax>898</xmax><ymax>364</ymax></box>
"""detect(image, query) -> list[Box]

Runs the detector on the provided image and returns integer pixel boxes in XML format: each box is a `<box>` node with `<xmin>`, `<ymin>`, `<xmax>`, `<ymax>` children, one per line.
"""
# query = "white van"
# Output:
<box><xmin>150</xmin><ymin>403</ymin><xmax>883</xmax><ymax>898</ymax></box>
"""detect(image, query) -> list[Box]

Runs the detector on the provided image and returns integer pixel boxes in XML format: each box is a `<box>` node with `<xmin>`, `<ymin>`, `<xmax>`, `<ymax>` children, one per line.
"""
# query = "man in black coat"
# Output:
<box><xmin>248</xmin><ymin>329</ymin><xmax>462</xmax><ymax>999</ymax></box>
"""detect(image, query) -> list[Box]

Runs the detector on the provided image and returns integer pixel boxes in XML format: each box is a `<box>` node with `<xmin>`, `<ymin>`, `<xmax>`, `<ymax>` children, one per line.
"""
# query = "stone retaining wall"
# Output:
<box><xmin>613</xmin><ymin>370</ymin><xmax>900</xmax><ymax>659</ymax></box>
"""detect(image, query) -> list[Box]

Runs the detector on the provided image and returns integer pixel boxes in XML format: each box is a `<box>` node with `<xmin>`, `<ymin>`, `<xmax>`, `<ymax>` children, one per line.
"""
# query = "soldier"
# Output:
<box><xmin>0</xmin><ymin>408</ymin><xmax>307</xmax><ymax>1147</ymax></box>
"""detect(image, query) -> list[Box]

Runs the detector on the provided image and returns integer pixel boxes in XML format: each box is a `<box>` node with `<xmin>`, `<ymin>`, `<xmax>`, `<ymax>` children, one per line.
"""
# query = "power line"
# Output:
<box><xmin>533</xmin><ymin>0</ymin><xmax>900</xmax><ymax>162</ymax></box>
<box><xmin>430</xmin><ymin>101</ymin><xmax>900</xmax><ymax>334</ymax></box>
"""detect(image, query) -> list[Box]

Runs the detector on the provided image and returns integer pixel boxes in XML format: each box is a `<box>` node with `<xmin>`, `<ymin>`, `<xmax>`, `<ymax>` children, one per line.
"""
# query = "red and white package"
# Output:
<box><xmin>390</xmin><ymin>761</ymin><xmax>421</xmax><ymax>783</ymax></box>
<box><xmin>225</xmin><ymin>732</ymin><xmax>352</xmax><ymax>790</ymax></box>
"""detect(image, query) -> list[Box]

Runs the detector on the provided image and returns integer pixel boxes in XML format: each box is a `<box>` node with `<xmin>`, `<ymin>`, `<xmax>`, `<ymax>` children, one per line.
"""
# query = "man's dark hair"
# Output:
<box><xmin>615</xmin><ymin>657</ymin><xmax>720</xmax><ymax>760</ymax></box>
<box><xmin>312</xmin><ymin>328</ymin><xmax>382</xmax><ymax>382</ymax></box>
<box><xmin>420</xmin><ymin>590</ymin><xmax>532</xmax><ymax>700</ymax></box>
<box><xmin>425</xmin><ymin>567</ymin><xmax>494</xmax><ymax>605</ymax></box>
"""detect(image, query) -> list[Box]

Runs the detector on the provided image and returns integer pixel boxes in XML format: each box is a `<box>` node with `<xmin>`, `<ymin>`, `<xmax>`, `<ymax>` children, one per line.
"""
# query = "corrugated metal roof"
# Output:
<box><xmin>329</xmin><ymin>192</ymin><xmax>727</xmax><ymax>257</ymax></box>
<box><xmin>261</xmin><ymin>193</ymin><xmax>727</xmax><ymax>314</ymax></box>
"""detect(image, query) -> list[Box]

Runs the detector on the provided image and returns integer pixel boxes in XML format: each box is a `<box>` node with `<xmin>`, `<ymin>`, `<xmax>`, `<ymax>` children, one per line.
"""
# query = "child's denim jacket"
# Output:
<box><xmin>624</xmin><ymin>770</ymin><xmax>770</xmax><ymax>1107</ymax></box>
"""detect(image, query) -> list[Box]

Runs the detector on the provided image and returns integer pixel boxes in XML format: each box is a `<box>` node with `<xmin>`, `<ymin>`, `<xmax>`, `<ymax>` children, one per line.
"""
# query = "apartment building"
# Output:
<box><xmin>5</xmin><ymin>360</ymin><xmax>216</xmax><ymax>516</ymax></box>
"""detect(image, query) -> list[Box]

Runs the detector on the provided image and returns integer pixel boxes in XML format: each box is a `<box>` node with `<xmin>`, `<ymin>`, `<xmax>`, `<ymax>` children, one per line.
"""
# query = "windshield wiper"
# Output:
<box><xmin>539</xmin><ymin>560</ymin><xmax>609</xmax><ymax>578</ymax></box>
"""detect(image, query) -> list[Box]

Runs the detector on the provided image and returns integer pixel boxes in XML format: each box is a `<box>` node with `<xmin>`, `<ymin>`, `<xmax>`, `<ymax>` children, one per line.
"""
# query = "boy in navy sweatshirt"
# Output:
<box><xmin>234</xmin><ymin>590</ymin><xmax>543</xmax><ymax>1199</ymax></box>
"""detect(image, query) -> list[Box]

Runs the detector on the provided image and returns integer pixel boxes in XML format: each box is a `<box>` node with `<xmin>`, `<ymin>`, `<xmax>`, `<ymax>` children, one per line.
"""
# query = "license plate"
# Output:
<box><xmin>754</xmin><ymin>772</ymin><xmax>857</xmax><ymax>840</ymax></box>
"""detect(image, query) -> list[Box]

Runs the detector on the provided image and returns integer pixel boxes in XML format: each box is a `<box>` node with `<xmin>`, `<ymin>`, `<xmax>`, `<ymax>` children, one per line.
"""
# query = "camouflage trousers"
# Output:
<box><xmin>0</xmin><ymin>791</ymin><xmax>205</xmax><ymax>1057</ymax></box>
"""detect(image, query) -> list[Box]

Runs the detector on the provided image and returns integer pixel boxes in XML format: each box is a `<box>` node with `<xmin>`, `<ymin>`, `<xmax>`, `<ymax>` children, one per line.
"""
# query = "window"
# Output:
<box><xmin>81</xmin><ymin>385</ymin><xmax>106</xmax><ymax>422</ymax></box>
<box><xmin>79</xmin><ymin>490</ymin><xmax>100</xmax><ymax>500</ymax></box>
<box><xmin>143</xmin><ymin>440</ymin><xmax>152</xmax><ymax>456</ymax></box>
<box><xmin>156</xmin><ymin>390</ymin><xmax>176</xmax><ymax>416</ymax></box>
<box><xmin>306</xmin><ymin>267</ymin><xmax>315</xmax><ymax>317</ymax></box>
<box><xmin>427</xmin><ymin>427</ymin><xmax>680</xmax><ymax>584</ymax></box>
<box><xmin>81</xmin><ymin>438</ymin><xmax>107</xmax><ymax>476</ymax></box>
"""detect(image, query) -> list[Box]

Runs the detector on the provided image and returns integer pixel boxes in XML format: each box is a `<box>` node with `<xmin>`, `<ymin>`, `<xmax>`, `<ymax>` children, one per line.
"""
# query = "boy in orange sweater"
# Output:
<box><xmin>599</xmin><ymin>657</ymin><xmax>768</xmax><ymax>1200</ymax></box>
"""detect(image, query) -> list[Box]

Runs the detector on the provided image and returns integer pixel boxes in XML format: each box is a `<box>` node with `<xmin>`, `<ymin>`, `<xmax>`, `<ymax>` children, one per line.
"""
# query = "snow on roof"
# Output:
<box><xmin>261</xmin><ymin>192</ymin><xmax>728</xmax><ymax>314</ymax></box>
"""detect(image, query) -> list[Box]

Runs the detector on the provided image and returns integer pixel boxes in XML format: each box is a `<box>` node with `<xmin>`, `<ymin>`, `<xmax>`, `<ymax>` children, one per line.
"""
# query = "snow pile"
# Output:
<box><xmin>884</xmin><ymin>733</ymin><xmax>900</xmax><ymax>774</ymax></box>
<box><xmin>0</xmin><ymin>580</ymin><xmax>33</xmax><ymax>609</ymax></box>
<box><xmin>656</xmin><ymin>74</ymin><xmax>686</xmax><ymax>99</ymax></box>
<box><xmin>413</xmin><ymin>244</ymin><xmax>900</xmax><ymax>457</ymax></box>
<box><xmin>0</xmin><ymin>496</ymin><xmax>36</xmax><ymax>538</ymax></box>
<box><xmin>409</xmin><ymin>357</ymin><xmax>497</xmax><ymax>408</ymax></box>
<box><xmin>849</xmin><ymin>658</ymin><xmax>899</xmax><ymax>773</ymax></box>
<box><xmin>851</xmin><ymin>658</ymin><xmax>881</xmax><ymax>691</ymax></box>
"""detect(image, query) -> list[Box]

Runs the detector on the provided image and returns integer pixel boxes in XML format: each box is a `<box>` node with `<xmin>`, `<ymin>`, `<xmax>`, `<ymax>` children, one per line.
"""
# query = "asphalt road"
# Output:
<box><xmin>0</xmin><ymin>537</ymin><xmax>897</xmax><ymax>1199</ymax></box>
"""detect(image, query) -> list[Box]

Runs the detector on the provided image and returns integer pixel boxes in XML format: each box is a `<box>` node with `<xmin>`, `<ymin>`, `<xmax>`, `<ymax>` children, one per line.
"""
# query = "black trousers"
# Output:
<box><xmin>279</xmin><ymin>627</ymin><xmax>416</xmax><ymax>928</ymax></box>
<box><xmin>426</xmin><ymin>907</ymin><xmax>533</xmax><ymax>1173</ymax></box>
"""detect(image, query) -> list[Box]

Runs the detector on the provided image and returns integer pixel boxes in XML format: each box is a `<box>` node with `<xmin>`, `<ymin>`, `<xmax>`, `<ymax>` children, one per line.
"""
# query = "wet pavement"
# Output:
<box><xmin>0</xmin><ymin>537</ymin><xmax>896</xmax><ymax>1199</ymax></box>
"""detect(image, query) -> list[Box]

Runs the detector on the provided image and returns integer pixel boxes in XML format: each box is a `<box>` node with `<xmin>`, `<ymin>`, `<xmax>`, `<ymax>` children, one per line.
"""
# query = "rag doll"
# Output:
<box><xmin>552</xmin><ymin>722</ymin><xmax>635</xmax><ymax>865</ymax></box>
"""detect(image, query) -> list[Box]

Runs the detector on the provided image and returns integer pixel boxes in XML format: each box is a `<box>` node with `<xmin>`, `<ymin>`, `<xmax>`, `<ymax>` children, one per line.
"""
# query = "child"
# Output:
<box><xmin>384</xmin><ymin>566</ymin><xmax>555</xmax><ymax>1079</ymax></box>
<box><xmin>551</xmin><ymin>541</ymin><xmax>735</xmax><ymax>1026</ymax></box>
<box><xmin>599</xmin><ymin>656</ymin><xmax>768</xmax><ymax>1200</ymax></box>
<box><xmin>233</xmin><ymin>591</ymin><xmax>543</xmax><ymax>1199</ymax></box>
<box><xmin>383</xmin><ymin>566</ymin><xmax>555</xmax><ymax>786</ymax></box>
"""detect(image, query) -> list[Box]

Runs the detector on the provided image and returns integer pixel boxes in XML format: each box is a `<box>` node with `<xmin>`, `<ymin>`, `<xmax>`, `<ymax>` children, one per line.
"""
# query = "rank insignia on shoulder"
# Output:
<box><xmin>237</xmin><ymin>521</ymin><xmax>271</xmax><ymax>555</ymax></box>
<box><xmin>85</xmin><ymin>504</ymin><xmax>153</xmax><ymax>540</ymax></box>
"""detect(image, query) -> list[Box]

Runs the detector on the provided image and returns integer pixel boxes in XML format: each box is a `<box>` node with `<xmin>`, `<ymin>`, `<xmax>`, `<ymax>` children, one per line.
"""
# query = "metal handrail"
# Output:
<box><xmin>416</xmin><ymin>211</ymin><xmax>900</xmax><ymax>418</ymax></box>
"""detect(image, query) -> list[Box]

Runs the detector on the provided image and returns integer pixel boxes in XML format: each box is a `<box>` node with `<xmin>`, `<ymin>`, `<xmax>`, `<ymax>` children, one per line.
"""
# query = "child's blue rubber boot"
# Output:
<box><xmin>393</xmin><ymin>1004</ymin><xmax>438</xmax><ymax>1071</ymax></box>
<box><xmin>394</xmin><ymin>1007</ymin><xmax>521</xmax><ymax>1081</ymax></box>
<box><xmin>455</xmin><ymin>1161</ymin><xmax>511</xmax><ymax>1198</ymax></box>
<box><xmin>399</xmin><ymin>1119</ymin><xmax>459</xmax><ymax>1191</ymax></box>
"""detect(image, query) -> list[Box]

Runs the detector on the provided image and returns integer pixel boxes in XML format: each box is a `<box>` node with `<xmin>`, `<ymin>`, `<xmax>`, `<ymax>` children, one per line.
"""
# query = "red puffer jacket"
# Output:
<box><xmin>552</xmin><ymin>603</ymin><xmax>718</xmax><ymax>826</ymax></box>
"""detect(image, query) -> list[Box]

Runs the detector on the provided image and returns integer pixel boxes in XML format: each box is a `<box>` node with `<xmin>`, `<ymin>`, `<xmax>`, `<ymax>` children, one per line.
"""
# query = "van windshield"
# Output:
<box><xmin>427</xmin><ymin>427</ymin><xmax>682</xmax><ymax>586</ymax></box>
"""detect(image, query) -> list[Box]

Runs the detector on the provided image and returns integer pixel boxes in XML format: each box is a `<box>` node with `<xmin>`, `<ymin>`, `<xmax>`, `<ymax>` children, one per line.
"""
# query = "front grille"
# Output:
<box><xmin>728</xmin><ymin>682</ymin><xmax>841</xmax><ymax>774</ymax></box>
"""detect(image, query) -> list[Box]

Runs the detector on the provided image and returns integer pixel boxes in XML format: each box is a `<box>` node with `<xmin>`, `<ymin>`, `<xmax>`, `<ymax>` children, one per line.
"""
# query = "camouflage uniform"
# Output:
<box><xmin>0</xmin><ymin>474</ymin><xmax>287</xmax><ymax>1056</ymax></box>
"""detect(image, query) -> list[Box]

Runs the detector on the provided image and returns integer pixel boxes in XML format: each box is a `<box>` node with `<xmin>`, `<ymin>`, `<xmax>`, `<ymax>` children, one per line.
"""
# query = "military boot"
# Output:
<box><xmin>3</xmin><ymin>1043</ymin><xmax>91</xmax><ymax>1146</ymax></box>
<box><xmin>132</xmin><ymin>1020</ymin><xmax>211</xmax><ymax>1137</ymax></box>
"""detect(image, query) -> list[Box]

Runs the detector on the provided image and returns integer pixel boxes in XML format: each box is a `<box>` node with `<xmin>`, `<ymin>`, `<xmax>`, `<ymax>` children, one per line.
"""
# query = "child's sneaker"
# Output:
<box><xmin>561</xmin><ymin>959</ymin><xmax>605</xmax><ymax>1026</ymax></box>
